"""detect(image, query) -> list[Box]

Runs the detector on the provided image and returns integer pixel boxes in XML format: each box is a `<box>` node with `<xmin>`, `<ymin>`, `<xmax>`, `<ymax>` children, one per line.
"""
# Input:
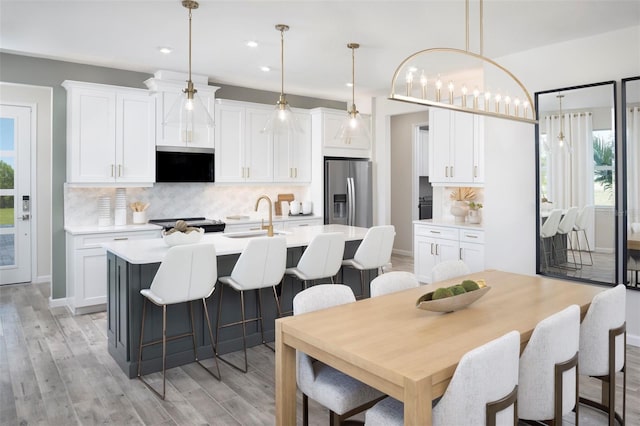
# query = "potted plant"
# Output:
<box><xmin>450</xmin><ymin>187</ymin><xmax>476</xmax><ymax>223</ymax></box>
<box><xmin>467</xmin><ymin>201</ymin><xmax>483</xmax><ymax>224</ymax></box>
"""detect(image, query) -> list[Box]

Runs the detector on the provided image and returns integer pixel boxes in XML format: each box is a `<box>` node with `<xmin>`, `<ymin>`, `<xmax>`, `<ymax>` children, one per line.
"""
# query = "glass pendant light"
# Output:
<box><xmin>164</xmin><ymin>0</ymin><xmax>214</xmax><ymax>143</ymax></box>
<box><xmin>262</xmin><ymin>24</ymin><xmax>300</xmax><ymax>135</ymax></box>
<box><xmin>557</xmin><ymin>94</ymin><xmax>567</xmax><ymax>149</ymax></box>
<box><xmin>336</xmin><ymin>43</ymin><xmax>370</xmax><ymax>143</ymax></box>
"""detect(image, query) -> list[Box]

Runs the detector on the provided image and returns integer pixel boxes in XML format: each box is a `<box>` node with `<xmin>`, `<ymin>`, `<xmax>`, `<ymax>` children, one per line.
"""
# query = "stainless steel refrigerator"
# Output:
<box><xmin>324</xmin><ymin>158</ymin><xmax>372</xmax><ymax>227</ymax></box>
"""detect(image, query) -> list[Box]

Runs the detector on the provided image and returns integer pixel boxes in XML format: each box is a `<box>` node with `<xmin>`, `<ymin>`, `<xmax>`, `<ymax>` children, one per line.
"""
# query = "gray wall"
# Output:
<box><xmin>0</xmin><ymin>52</ymin><xmax>345</xmax><ymax>300</ymax></box>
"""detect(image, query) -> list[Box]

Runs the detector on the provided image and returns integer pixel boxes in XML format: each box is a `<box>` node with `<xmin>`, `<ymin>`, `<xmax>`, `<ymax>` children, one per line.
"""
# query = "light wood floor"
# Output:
<box><xmin>1</xmin><ymin>258</ymin><xmax>637</xmax><ymax>425</ymax></box>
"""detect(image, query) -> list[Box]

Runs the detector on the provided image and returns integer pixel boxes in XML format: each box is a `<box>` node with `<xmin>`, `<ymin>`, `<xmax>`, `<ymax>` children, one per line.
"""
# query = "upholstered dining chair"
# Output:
<box><xmin>215</xmin><ymin>236</ymin><xmax>286</xmax><ymax>372</ymax></box>
<box><xmin>431</xmin><ymin>259</ymin><xmax>470</xmax><ymax>283</ymax></box>
<box><xmin>137</xmin><ymin>243</ymin><xmax>221</xmax><ymax>400</ymax></box>
<box><xmin>341</xmin><ymin>225</ymin><xmax>395</xmax><ymax>298</ymax></box>
<box><xmin>365</xmin><ymin>330</ymin><xmax>521</xmax><ymax>426</ymax></box>
<box><xmin>578</xmin><ymin>284</ymin><xmax>626</xmax><ymax>426</ymax></box>
<box><xmin>518</xmin><ymin>305</ymin><xmax>580</xmax><ymax>425</ymax></box>
<box><xmin>278</xmin><ymin>232</ymin><xmax>345</xmax><ymax>316</ymax></box>
<box><xmin>370</xmin><ymin>270</ymin><xmax>419</xmax><ymax>298</ymax></box>
<box><xmin>293</xmin><ymin>284</ymin><xmax>385</xmax><ymax>425</ymax></box>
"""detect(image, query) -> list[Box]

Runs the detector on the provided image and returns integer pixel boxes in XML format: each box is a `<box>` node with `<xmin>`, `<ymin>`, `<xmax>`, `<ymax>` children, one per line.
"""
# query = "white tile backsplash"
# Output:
<box><xmin>64</xmin><ymin>184</ymin><xmax>311</xmax><ymax>227</ymax></box>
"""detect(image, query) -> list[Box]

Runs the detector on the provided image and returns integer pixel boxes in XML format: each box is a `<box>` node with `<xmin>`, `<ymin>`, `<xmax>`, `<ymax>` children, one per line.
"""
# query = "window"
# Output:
<box><xmin>593</xmin><ymin>130</ymin><xmax>615</xmax><ymax>206</ymax></box>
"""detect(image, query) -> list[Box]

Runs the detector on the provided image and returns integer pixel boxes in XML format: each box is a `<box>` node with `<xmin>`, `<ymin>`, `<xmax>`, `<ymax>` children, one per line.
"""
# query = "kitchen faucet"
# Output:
<box><xmin>255</xmin><ymin>195</ymin><xmax>274</xmax><ymax>237</ymax></box>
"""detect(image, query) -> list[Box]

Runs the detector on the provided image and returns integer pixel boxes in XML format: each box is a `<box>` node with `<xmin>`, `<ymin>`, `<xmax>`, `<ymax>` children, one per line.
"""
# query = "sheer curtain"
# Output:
<box><xmin>542</xmin><ymin>112</ymin><xmax>595</xmax><ymax>247</ymax></box>
<box><xmin>628</xmin><ymin>107</ymin><xmax>640</xmax><ymax>227</ymax></box>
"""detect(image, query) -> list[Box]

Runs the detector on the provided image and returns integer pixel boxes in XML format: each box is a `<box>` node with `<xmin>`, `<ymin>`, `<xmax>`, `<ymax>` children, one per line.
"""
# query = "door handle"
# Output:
<box><xmin>18</xmin><ymin>214</ymin><xmax>30</xmax><ymax>221</ymax></box>
<box><xmin>450</xmin><ymin>166</ymin><xmax>454</xmax><ymax>177</ymax></box>
<box><xmin>459</xmin><ymin>248</ymin><xmax>463</xmax><ymax>260</ymax></box>
<box><xmin>435</xmin><ymin>244</ymin><xmax>439</xmax><ymax>256</ymax></box>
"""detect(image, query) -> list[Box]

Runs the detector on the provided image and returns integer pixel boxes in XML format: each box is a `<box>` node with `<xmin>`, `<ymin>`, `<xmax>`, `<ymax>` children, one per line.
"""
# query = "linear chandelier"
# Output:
<box><xmin>388</xmin><ymin>0</ymin><xmax>536</xmax><ymax>124</ymax></box>
<box><xmin>164</xmin><ymin>0</ymin><xmax>214</xmax><ymax>142</ymax></box>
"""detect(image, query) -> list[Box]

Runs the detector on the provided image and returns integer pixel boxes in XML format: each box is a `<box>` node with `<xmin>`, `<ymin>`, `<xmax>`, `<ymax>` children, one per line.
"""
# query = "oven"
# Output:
<box><xmin>418</xmin><ymin>197</ymin><xmax>433</xmax><ymax>220</ymax></box>
<box><xmin>148</xmin><ymin>217</ymin><xmax>226</xmax><ymax>233</ymax></box>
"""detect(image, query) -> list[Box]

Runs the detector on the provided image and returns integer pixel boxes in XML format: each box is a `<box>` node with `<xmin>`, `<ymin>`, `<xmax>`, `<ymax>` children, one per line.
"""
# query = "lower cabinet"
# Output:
<box><xmin>66</xmin><ymin>229</ymin><xmax>161</xmax><ymax>314</ymax></box>
<box><xmin>414</xmin><ymin>223</ymin><xmax>484</xmax><ymax>283</ymax></box>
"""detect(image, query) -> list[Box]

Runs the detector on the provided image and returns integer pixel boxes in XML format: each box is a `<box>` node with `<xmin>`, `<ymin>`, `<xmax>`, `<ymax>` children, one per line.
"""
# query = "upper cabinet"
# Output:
<box><xmin>144</xmin><ymin>71</ymin><xmax>219</xmax><ymax>149</ymax></box>
<box><xmin>63</xmin><ymin>81</ymin><xmax>155</xmax><ymax>186</ymax></box>
<box><xmin>429</xmin><ymin>109</ymin><xmax>484</xmax><ymax>186</ymax></box>
<box><xmin>215</xmin><ymin>99</ymin><xmax>311</xmax><ymax>183</ymax></box>
<box><xmin>311</xmin><ymin>108</ymin><xmax>371</xmax><ymax>158</ymax></box>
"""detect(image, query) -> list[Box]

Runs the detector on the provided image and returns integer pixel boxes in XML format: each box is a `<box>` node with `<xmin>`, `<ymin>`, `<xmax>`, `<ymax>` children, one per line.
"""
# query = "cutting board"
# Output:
<box><xmin>275</xmin><ymin>193</ymin><xmax>295</xmax><ymax>216</ymax></box>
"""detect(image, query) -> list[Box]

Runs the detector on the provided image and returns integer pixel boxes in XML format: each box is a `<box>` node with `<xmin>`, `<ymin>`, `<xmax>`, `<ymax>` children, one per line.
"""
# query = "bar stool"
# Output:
<box><xmin>518</xmin><ymin>305</ymin><xmax>580</xmax><ymax>425</ymax></box>
<box><xmin>555</xmin><ymin>206</ymin><xmax>579</xmax><ymax>269</ymax></box>
<box><xmin>277</xmin><ymin>232</ymin><xmax>345</xmax><ymax>316</ymax></box>
<box><xmin>540</xmin><ymin>209</ymin><xmax>562</xmax><ymax>271</ymax></box>
<box><xmin>572</xmin><ymin>205</ymin><xmax>594</xmax><ymax>266</ymax></box>
<box><xmin>215</xmin><ymin>236</ymin><xmax>286</xmax><ymax>372</ymax></box>
<box><xmin>137</xmin><ymin>243</ymin><xmax>221</xmax><ymax>400</ymax></box>
<box><xmin>341</xmin><ymin>225</ymin><xmax>395</xmax><ymax>298</ymax></box>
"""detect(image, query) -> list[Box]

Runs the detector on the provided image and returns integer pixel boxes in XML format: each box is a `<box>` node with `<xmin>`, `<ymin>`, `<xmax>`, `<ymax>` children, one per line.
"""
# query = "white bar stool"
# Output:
<box><xmin>137</xmin><ymin>243</ymin><xmax>221</xmax><ymax>400</ymax></box>
<box><xmin>215</xmin><ymin>236</ymin><xmax>286</xmax><ymax>372</ymax></box>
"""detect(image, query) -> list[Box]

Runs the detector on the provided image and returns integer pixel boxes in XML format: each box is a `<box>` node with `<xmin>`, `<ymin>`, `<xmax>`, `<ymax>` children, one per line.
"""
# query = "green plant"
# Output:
<box><xmin>467</xmin><ymin>201</ymin><xmax>483</xmax><ymax>210</ymax></box>
<box><xmin>593</xmin><ymin>134</ymin><xmax>614</xmax><ymax>195</ymax></box>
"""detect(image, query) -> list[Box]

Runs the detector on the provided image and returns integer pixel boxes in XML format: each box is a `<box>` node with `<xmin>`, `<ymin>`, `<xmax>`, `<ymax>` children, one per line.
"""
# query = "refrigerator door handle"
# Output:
<box><xmin>347</xmin><ymin>177</ymin><xmax>354</xmax><ymax>226</ymax></box>
<box><xmin>350</xmin><ymin>177</ymin><xmax>356</xmax><ymax>225</ymax></box>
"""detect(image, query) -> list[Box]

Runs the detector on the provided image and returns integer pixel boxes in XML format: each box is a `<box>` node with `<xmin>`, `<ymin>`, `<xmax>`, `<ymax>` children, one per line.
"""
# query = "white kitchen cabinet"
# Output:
<box><xmin>215</xmin><ymin>100</ymin><xmax>273</xmax><ymax>183</ymax></box>
<box><xmin>144</xmin><ymin>74</ymin><xmax>218</xmax><ymax>149</ymax></box>
<box><xmin>63</xmin><ymin>81</ymin><xmax>156</xmax><ymax>185</ymax></box>
<box><xmin>65</xmin><ymin>228</ymin><xmax>161</xmax><ymax>314</ymax></box>
<box><xmin>311</xmin><ymin>108</ymin><xmax>371</xmax><ymax>158</ymax></box>
<box><xmin>418</xmin><ymin>128</ymin><xmax>429</xmax><ymax>176</ymax></box>
<box><xmin>428</xmin><ymin>109</ymin><xmax>484</xmax><ymax>185</ymax></box>
<box><xmin>273</xmin><ymin>111</ymin><xmax>312</xmax><ymax>183</ymax></box>
<box><xmin>283</xmin><ymin>217</ymin><xmax>323</xmax><ymax>230</ymax></box>
<box><xmin>414</xmin><ymin>223</ymin><xmax>484</xmax><ymax>283</ymax></box>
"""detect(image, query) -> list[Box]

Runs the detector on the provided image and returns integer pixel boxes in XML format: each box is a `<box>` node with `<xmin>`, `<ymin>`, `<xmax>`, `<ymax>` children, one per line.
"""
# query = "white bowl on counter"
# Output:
<box><xmin>162</xmin><ymin>228</ymin><xmax>204</xmax><ymax>246</ymax></box>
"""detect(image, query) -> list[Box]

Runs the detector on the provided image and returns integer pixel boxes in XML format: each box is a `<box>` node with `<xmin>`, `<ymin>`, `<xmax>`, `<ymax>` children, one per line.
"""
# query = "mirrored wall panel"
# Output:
<box><xmin>536</xmin><ymin>81</ymin><xmax>617</xmax><ymax>285</ymax></box>
<box><xmin>623</xmin><ymin>76</ymin><xmax>640</xmax><ymax>289</ymax></box>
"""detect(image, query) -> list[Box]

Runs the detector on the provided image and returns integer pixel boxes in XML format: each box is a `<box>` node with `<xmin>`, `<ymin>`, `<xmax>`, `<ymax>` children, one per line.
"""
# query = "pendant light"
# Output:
<box><xmin>336</xmin><ymin>43</ymin><xmax>370</xmax><ymax>143</ymax></box>
<box><xmin>556</xmin><ymin>94</ymin><xmax>566</xmax><ymax>147</ymax></box>
<box><xmin>262</xmin><ymin>24</ymin><xmax>300</xmax><ymax>135</ymax></box>
<box><xmin>164</xmin><ymin>0</ymin><xmax>214</xmax><ymax>143</ymax></box>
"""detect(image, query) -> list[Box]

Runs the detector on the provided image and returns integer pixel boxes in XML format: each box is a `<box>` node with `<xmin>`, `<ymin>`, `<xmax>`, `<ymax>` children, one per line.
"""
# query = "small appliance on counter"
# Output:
<box><xmin>148</xmin><ymin>217</ymin><xmax>226</xmax><ymax>233</ymax></box>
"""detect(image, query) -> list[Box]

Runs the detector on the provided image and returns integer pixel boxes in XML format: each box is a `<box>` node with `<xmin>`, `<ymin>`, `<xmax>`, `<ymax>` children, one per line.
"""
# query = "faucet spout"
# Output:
<box><xmin>255</xmin><ymin>195</ymin><xmax>274</xmax><ymax>237</ymax></box>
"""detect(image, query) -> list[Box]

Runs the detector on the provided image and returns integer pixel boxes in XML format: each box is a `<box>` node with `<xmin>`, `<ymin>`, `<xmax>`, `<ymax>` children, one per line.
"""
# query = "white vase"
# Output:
<box><xmin>450</xmin><ymin>201</ymin><xmax>469</xmax><ymax>224</ymax></box>
<box><xmin>468</xmin><ymin>209</ymin><xmax>482</xmax><ymax>224</ymax></box>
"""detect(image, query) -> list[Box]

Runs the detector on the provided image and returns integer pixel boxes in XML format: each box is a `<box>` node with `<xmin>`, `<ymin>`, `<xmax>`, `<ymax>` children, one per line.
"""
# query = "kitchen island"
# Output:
<box><xmin>103</xmin><ymin>224</ymin><xmax>370</xmax><ymax>378</ymax></box>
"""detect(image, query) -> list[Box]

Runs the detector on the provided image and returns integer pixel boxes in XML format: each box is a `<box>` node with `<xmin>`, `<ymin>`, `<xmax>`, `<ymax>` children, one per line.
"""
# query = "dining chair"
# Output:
<box><xmin>540</xmin><ymin>209</ymin><xmax>563</xmax><ymax>271</ymax></box>
<box><xmin>578</xmin><ymin>284</ymin><xmax>626</xmax><ymax>426</ymax></box>
<box><xmin>278</xmin><ymin>232</ymin><xmax>345</xmax><ymax>316</ymax></box>
<box><xmin>137</xmin><ymin>243</ymin><xmax>221</xmax><ymax>400</ymax></box>
<box><xmin>518</xmin><ymin>304</ymin><xmax>580</xmax><ymax>425</ymax></box>
<box><xmin>341</xmin><ymin>225</ymin><xmax>396</xmax><ymax>299</ymax></box>
<box><xmin>365</xmin><ymin>330</ymin><xmax>521</xmax><ymax>426</ymax></box>
<box><xmin>554</xmin><ymin>206</ymin><xmax>579</xmax><ymax>269</ymax></box>
<box><xmin>572</xmin><ymin>205</ymin><xmax>594</xmax><ymax>266</ymax></box>
<box><xmin>431</xmin><ymin>259</ymin><xmax>470</xmax><ymax>283</ymax></box>
<box><xmin>215</xmin><ymin>236</ymin><xmax>286</xmax><ymax>372</ymax></box>
<box><xmin>370</xmin><ymin>270</ymin><xmax>419</xmax><ymax>297</ymax></box>
<box><xmin>293</xmin><ymin>284</ymin><xmax>386</xmax><ymax>426</ymax></box>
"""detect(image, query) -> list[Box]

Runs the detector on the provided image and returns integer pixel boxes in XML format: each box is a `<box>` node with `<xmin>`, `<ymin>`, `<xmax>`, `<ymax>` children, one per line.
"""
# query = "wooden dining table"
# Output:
<box><xmin>628</xmin><ymin>232</ymin><xmax>640</xmax><ymax>251</ymax></box>
<box><xmin>275</xmin><ymin>270</ymin><xmax>604</xmax><ymax>425</ymax></box>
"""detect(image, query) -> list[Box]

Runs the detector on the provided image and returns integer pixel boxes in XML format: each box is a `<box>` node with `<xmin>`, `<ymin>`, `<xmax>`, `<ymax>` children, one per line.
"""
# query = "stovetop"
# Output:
<box><xmin>148</xmin><ymin>217</ymin><xmax>226</xmax><ymax>232</ymax></box>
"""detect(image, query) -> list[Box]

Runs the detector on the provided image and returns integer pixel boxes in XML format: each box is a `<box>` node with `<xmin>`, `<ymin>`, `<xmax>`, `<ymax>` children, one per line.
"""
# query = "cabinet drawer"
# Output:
<box><xmin>415</xmin><ymin>225</ymin><xmax>459</xmax><ymax>241</ymax></box>
<box><xmin>77</xmin><ymin>230</ymin><xmax>161</xmax><ymax>249</ymax></box>
<box><xmin>459</xmin><ymin>229</ymin><xmax>485</xmax><ymax>243</ymax></box>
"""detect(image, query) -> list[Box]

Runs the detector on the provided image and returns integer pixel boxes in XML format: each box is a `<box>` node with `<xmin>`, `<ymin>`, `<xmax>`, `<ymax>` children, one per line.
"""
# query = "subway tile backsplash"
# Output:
<box><xmin>64</xmin><ymin>184</ymin><xmax>311</xmax><ymax>227</ymax></box>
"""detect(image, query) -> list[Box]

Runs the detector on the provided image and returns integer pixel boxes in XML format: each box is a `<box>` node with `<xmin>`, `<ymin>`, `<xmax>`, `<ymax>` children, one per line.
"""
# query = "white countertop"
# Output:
<box><xmin>414</xmin><ymin>218</ymin><xmax>484</xmax><ymax>230</ymax></box>
<box><xmin>224</xmin><ymin>214</ymin><xmax>322</xmax><ymax>225</ymax></box>
<box><xmin>102</xmin><ymin>224</ymin><xmax>368</xmax><ymax>264</ymax></box>
<box><xmin>65</xmin><ymin>223</ymin><xmax>163</xmax><ymax>235</ymax></box>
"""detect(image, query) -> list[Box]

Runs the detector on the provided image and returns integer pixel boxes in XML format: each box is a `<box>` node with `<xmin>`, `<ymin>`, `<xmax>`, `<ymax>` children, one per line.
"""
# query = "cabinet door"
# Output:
<box><xmin>418</xmin><ymin>129</ymin><xmax>429</xmax><ymax>176</ymax></box>
<box><xmin>450</xmin><ymin>112</ymin><xmax>474</xmax><ymax>183</ymax></box>
<box><xmin>245</xmin><ymin>106</ymin><xmax>273</xmax><ymax>182</ymax></box>
<box><xmin>429</xmin><ymin>109</ymin><xmax>451</xmax><ymax>183</ymax></box>
<box><xmin>76</xmin><ymin>247</ymin><xmax>108</xmax><ymax>307</ymax></box>
<box><xmin>473</xmin><ymin>115</ymin><xmax>485</xmax><ymax>183</ymax></box>
<box><xmin>155</xmin><ymin>89</ymin><xmax>215</xmax><ymax>149</ymax></box>
<box><xmin>274</xmin><ymin>112</ymin><xmax>312</xmax><ymax>182</ymax></box>
<box><xmin>436</xmin><ymin>238</ymin><xmax>460</xmax><ymax>263</ymax></box>
<box><xmin>414</xmin><ymin>235</ymin><xmax>437</xmax><ymax>283</ymax></box>
<box><xmin>321</xmin><ymin>110</ymin><xmax>347</xmax><ymax>148</ymax></box>
<box><xmin>460</xmin><ymin>242</ymin><xmax>485</xmax><ymax>273</ymax></box>
<box><xmin>215</xmin><ymin>103</ymin><xmax>245</xmax><ymax>182</ymax></box>
<box><xmin>68</xmin><ymin>87</ymin><xmax>116</xmax><ymax>182</ymax></box>
<box><xmin>116</xmin><ymin>92</ymin><xmax>155</xmax><ymax>183</ymax></box>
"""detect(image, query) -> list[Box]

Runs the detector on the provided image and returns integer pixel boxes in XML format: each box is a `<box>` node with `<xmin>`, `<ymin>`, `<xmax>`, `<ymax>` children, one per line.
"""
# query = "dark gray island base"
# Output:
<box><xmin>107</xmin><ymin>240</ymin><xmax>373</xmax><ymax>378</ymax></box>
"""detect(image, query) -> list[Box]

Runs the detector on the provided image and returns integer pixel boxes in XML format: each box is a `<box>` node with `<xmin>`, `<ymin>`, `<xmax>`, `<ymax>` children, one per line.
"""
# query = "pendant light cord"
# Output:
<box><xmin>351</xmin><ymin>45</ymin><xmax>355</xmax><ymax>110</ymax></box>
<box><xmin>188</xmin><ymin>6</ymin><xmax>192</xmax><ymax>83</ymax></box>
<box><xmin>280</xmin><ymin>26</ymin><xmax>285</xmax><ymax>97</ymax></box>
<box><xmin>464</xmin><ymin>0</ymin><xmax>484</xmax><ymax>55</ymax></box>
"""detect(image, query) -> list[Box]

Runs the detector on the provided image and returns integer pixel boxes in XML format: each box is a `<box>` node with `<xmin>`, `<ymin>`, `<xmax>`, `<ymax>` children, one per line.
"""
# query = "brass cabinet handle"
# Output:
<box><xmin>465</xmin><ymin>234</ymin><xmax>478</xmax><ymax>239</ymax></box>
<box><xmin>118</xmin><ymin>164</ymin><xmax>122</xmax><ymax>177</ymax></box>
<box><xmin>445</xmin><ymin>166</ymin><xmax>448</xmax><ymax>177</ymax></box>
<box><xmin>430</xmin><ymin>243</ymin><xmax>434</xmax><ymax>255</ymax></box>
<box><xmin>450</xmin><ymin>166</ymin><xmax>454</xmax><ymax>177</ymax></box>
<box><xmin>474</xmin><ymin>165</ymin><xmax>478</xmax><ymax>178</ymax></box>
<box><xmin>111</xmin><ymin>164</ymin><xmax>115</xmax><ymax>177</ymax></box>
<box><xmin>294</xmin><ymin>168</ymin><xmax>298</xmax><ymax>178</ymax></box>
<box><xmin>114</xmin><ymin>237</ymin><xmax>129</xmax><ymax>241</ymax></box>
<box><xmin>459</xmin><ymin>248</ymin><xmax>463</xmax><ymax>260</ymax></box>
<box><xmin>430</xmin><ymin>230</ymin><xmax>441</xmax><ymax>234</ymax></box>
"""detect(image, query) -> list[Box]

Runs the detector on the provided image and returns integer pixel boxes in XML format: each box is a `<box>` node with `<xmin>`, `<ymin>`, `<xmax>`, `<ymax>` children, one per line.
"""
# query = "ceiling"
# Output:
<box><xmin>1</xmin><ymin>0</ymin><xmax>639</xmax><ymax>107</ymax></box>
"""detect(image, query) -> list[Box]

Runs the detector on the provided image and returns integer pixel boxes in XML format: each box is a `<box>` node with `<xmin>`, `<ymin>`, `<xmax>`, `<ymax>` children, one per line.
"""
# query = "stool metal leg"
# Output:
<box><xmin>196</xmin><ymin>299</ymin><xmax>222</xmax><ymax>381</ymax></box>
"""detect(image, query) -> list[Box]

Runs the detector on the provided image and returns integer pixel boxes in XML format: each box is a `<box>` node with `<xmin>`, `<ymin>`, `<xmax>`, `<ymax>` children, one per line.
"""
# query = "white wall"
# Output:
<box><xmin>373</xmin><ymin>25</ymin><xmax>640</xmax><ymax>345</ymax></box>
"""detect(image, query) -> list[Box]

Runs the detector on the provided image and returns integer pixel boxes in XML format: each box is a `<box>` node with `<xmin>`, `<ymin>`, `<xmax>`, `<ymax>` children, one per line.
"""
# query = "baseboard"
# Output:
<box><xmin>34</xmin><ymin>275</ymin><xmax>52</xmax><ymax>284</ymax></box>
<box><xmin>392</xmin><ymin>248</ymin><xmax>412</xmax><ymax>257</ymax></box>
<box><xmin>627</xmin><ymin>333</ymin><xmax>640</xmax><ymax>347</ymax></box>
<box><xmin>49</xmin><ymin>297</ymin><xmax>68</xmax><ymax>309</ymax></box>
<box><xmin>594</xmin><ymin>247</ymin><xmax>615</xmax><ymax>254</ymax></box>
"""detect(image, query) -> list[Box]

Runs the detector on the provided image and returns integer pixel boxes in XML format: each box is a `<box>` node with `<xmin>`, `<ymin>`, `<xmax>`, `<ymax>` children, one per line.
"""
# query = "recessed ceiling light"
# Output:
<box><xmin>158</xmin><ymin>47</ymin><xmax>173</xmax><ymax>54</ymax></box>
<box><xmin>246</xmin><ymin>40</ymin><xmax>258</xmax><ymax>48</ymax></box>
<box><xmin>260</xmin><ymin>66</ymin><xmax>271</xmax><ymax>72</ymax></box>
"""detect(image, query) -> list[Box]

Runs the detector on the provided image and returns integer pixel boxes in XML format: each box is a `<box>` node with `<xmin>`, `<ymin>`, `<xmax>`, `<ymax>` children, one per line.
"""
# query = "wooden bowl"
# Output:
<box><xmin>416</xmin><ymin>286</ymin><xmax>491</xmax><ymax>313</ymax></box>
<box><xmin>162</xmin><ymin>228</ymin><xmax>204</xmax><ymax>246</ymax></box>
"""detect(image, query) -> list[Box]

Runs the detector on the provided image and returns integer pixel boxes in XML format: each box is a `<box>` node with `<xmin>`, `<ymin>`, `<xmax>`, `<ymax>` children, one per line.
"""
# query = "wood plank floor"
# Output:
<box><xmin>0</xmin><ymin>257</ymin><xmax>637</xmax><ymax>425</ymax></box>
